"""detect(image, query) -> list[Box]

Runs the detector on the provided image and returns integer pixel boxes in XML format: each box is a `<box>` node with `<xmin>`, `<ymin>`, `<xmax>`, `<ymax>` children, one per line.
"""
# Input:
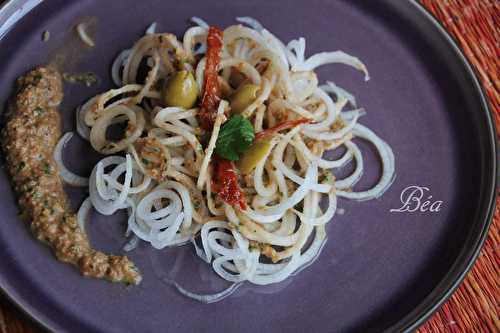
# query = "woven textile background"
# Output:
<box><xmin>0</xmin><ymin>0</ymin><xmax>498</xmax><ymax>332</ymax></box>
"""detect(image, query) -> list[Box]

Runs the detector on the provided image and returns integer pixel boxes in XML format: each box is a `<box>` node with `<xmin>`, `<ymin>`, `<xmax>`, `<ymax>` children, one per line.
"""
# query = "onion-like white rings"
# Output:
<box><xmin>294</xmin><ymin>51</ymin><xmax>370</xmax><ymax>81</ymax></box>
<box><xmin>260</xmin><ymin>29</ymin><xmax>289</xmax><ymax>69</ymax></box>
<box><xmin>103</xmin><ymin>167</ymin><xmax>151</xmax><ymax>194</ymax></box>
<box><xmin>89</xmin><ymin>155</ymin><xmax>132</xmax><ymax>215</ymax></box>
<box><xmin>336</xmin><ymin>124</ymin><xmax>395</xmax><ymax>200</ymax></box>
<box><xmin>174</xmin><ymin>282</ymin><xmax>241</xmax><ymax>304</ymax></box>
<box><xmin>145</xmin><ymin>22</ymin><xmax>157</xmax><ymax>35</ymax></box>
<box><xmin>235</xmin><ymin>16</ymin><xmax>264</xmax><ymax>31</ymax></box>
<box><xmin>223</xmin><ymin>25</ymin><xmax>267</xmax><ymax>49</ymax></box>
<box><xmin>76</xmin><ymin>23</ymin><xmax>95</xmax><ymax>47</ymax></box>
<box><xmin>244</xmin><ymin>160</ymin><xmax>318</xmax><ymax>223</ymax></box>
<box><xmin>80</xmin><ymin>19</ymin><xmax>397</xmax><ymax>293</ymax></box>
<box><xmin>220</xmin><ymin>58</ymin><xmax>262</xmax><ymax>85</ymax></box>
<box><xmin>272</xmin><ymin>127</ymin><xmax>331</xmax><ymax>193</ymax></box>
<box><xmin>334</xmin><ymin>141</ymin><xmax>363</xmax><ymax>189</ymax></box>
<box><xmin>90</xmin><ymin>105</ymin><xmax>145</xmax><ymax>154</ymax></box>
<box><xmin>137</xmin><ymin>189</ymin><xmax>181</xmax><ymax>224</ymax></box>
<box><xmin>292</xmin><ymin>225</ymin><xmax>327</xmax><ymax>275</ymax></box>
<box><xmin>76</xmin><ymin>96</ymin><xmax>98</xmax><ymax>140</ymax></box>
<box><xmin>150</xmin><ymin>213</ymin><xmax>185</xmax><ymax>249</ymax></box>
<box><xmin>111</xmin><ymin>49</ymin><xmax>131</xmax><ymax>86</ymax></box>
<box><xmin>123</xmin><ymin>33</ymin><xmax>184</xmax><ymax>85</ymax></box>
<box><xmin>77</xmin><ymin>197</ymin><xmax>92</xmax><ymax>232</ymax></box>
<box><xmin>321</xmin><ymin>81</ymin><xmax>357</xmax><ymax>107</ymax></box>
<box><xmin>54</xmin><ymin>132</ymin><xmax>89</xmax><ymax>186</ymax></box>
<box><xmin>294</xmin><ymin>191</ymin><xmax>336</xmax><ymax>226</ymax></box>
<box><xmin>201</xmin><ymin>221</ymin><xmax>231</xmax><ymax>262</ymax></box>
<box><xmin>191</xmin><ymin>16</ymin><xmax>209</xmax><ymax>29</ymax></box>
<box><xmin>302</xmin><ymin>89</ymin><xmax>345</xmax><ymax>132</ymax></box>
<box><xmin>290</xmin><ymin>71</ymin><xmax>318</xmax><ymax>103</ymax></box>
<box><xmin>157</xmin><ymin>181</ymin><xmax>194</xmax><ymax>230</ymax></box>
<box><xmin>287</xmin><ymin>37</ymin><xmax>306</xmax><ymax>69</ymax></box>
<box><xmin>302</xmin><ymin>109</ymin><xmax>360</xmax><ymax>141</ymax></box>
<box><xmin>249</xmin><ymin>251</ymin><xmax>301</xmax><ymax>285</ymax></box>
<box><xmin>183</xmin><ymin>26</ymin><xmax>207</xmax><ymax>59</ymax></box>
<box><xmin>291</xmin><ymin>134</ymin><xmax>352</xmax><ymax>169</ymax></box>
<box><xmin>123</xmin><ymin>235</ymin><xmax>140</xmax><ymax>252</ymax></box>
<box><xmin>84</xmin><ymin>84</ymin><xmax>159</xmax><ymax>126</ymax></box>
<box><xmin>267</xmin><ymin>99</ymin><xmax>316</xmax><ymax>121</ymax></box>
<box><xmin>238</xmin><ymin>213</ymin><xmax>301</xmax><ymax>246</ymax></box>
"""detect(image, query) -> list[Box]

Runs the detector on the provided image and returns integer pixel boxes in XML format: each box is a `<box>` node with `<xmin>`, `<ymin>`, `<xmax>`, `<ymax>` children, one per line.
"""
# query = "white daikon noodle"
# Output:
<box><xmin>76</xmin><ymin>23</ymin><xmax>95</xmax><ymax>47</ymax></box>
<box><xmin>54</xmin><ymin>132</ymin><xmax>89</xmax><ymax>187</ymax></box>
<box><xmin>64</xmin><ymin>16</ymin><xmax>395</xmax><ymax>302</ymax></box>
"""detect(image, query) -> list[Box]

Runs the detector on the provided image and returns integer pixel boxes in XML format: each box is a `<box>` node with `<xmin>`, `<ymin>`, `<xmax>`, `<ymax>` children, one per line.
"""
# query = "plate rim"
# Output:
<box><xmin>0</xmin><ymin>0</ymin><xmax>497</xmax><ymax>332</ymax></box>
<box><xmin>385</xmin><ymin>1</ymin><xmax>498</xmax><ymax>331</ymax></box>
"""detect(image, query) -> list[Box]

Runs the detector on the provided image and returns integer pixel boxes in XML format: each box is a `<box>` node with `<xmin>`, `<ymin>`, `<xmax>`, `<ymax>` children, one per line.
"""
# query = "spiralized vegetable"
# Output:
<box><xmin>70</xmin><ymin>16</ymin><xmax>395</xmax><ymax>300</ymax></box>
<box><xmin>54</xmin><ymin>132</ymin><xmax>89</xmax><ymax>187</ymax></box>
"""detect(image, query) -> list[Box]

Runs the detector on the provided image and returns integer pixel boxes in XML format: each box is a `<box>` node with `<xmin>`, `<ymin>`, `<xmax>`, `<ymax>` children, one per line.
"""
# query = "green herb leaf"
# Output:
<box><xmin>32</xmin><ymin>74</ymin><xmax>42</xmax><ymax>84</ymax></box>
<box><xmin>34</xmin><ymin>107</ymin><xmax>45</xmax><ymax>116</ymax></box>
<box><xmin>42</xmin><ymin>161</ymin><xmax>52</xmax><ymax>175</ymax></box>
<box><xmin>17</xmin><ymin>161</ymin><xmax>26</xmax><ymax>172</ymax></box>
<box><xmin>215</xmin><ymin>115</ymin><xmax>254</xmax><ymax>161</ymax></box>
<box><xmin>193</xmin><ymin>199</ymin><xmax>201</xmax><ymax>210</ymax></box>
<box><xmin>62</xmin><ymin>72</ymin><xmax>98</xmax><ymax>87</ymax></box>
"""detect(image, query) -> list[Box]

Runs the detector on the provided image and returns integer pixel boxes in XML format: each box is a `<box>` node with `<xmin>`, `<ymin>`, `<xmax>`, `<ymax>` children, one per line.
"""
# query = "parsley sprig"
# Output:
<box><xmin>215</xmin><ymin>115</ymin><xmax>254</xmax><ymax>161</ymax></box>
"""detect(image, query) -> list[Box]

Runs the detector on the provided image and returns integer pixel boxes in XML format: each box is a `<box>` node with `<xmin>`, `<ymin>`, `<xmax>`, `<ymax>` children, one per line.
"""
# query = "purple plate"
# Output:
<box><xmin>0</xmin><ymin>1</ymin><xmax>497</xmax><ymax>332</ymax></box>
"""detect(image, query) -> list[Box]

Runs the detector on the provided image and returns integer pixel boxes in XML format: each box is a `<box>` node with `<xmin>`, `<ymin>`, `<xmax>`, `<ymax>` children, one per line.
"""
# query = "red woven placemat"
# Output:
<box><xmin>0</xmin><ymin>1</ymin><xmax>498</xmax><ymax>332</ymax></box>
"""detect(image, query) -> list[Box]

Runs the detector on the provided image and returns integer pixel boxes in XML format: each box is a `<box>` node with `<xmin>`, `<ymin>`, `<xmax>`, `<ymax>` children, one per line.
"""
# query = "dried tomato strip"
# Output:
<box><xmin>198</xmin><ymin>26</ymin><xmax>223</xmax><ymax>130</ymax></box>
<box><xmin>254</xmin><ymin>118</ymin><xmax>312</xmax><ymax>141</ymax></box>
<box><xmin>214</xmin><ymin>156</ymin><xmax>247</xmax><ymax>210</ymax></box>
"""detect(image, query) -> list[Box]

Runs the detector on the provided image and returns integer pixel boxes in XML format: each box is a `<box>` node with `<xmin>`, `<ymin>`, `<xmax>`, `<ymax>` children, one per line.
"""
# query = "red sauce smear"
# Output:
<box><xmin>198</xmin><ymin>26</ymin><xmax>223</xmax><ymax>130</ymax></box>
<box><xmin>255</xmin><ymin>118</ymin><xmax>312</xmax><ymax>141</ymax></box>
<box><xmin>213</xmin><ymin>156</ymin><xmax>247</xmax><ymax>210</ymax></box>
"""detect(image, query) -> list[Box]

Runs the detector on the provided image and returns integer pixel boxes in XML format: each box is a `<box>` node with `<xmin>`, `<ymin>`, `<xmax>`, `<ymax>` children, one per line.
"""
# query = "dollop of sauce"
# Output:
<box><xmin>2</xmin><ymin>67</ymin><xmax>141</xmax><ymax>284</ymax></box>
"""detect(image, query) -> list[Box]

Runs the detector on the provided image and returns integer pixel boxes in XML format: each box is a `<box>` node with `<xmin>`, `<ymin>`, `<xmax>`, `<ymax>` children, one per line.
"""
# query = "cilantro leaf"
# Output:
<box><xmin>215</xmin><ymin>115</ymin><xmax>255</xmax><ymax>161</ymax></box>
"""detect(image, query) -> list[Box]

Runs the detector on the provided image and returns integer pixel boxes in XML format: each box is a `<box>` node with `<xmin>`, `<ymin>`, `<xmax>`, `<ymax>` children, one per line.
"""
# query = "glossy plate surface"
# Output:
<box><xmin>0</xmin><ymin>1</ymin><xmax>496</xmax><ymax>332</ymax></box>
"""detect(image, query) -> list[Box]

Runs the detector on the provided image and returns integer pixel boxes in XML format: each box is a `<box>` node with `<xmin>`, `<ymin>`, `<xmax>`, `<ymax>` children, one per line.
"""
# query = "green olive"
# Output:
<box><xmin>162</xmin><ymin>70</ymin><xmax>198</xmax><ymax>109</ymax></box>
<box><xmin>238</xmin><ymin>140</ymin><xmax>272</xmax><ymax>174</ymax></box>
<box><xmin>229</xmin><ymin>83</ymin><xmax>260</xmax><ymax>114</ymax></box>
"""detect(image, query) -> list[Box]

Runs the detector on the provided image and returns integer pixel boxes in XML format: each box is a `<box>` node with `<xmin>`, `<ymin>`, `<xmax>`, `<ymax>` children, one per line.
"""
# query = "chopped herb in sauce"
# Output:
<box><xmin>193</xmin><ymin>200</ymin><xmax>201</xmax><ymax>210</ymax></box>
<box><xmin>32</xmin><ymin>74</ymin><xmax>42</xmax><ymax>85</ymax></box>
<box><xmin>62</xmin><ymin>72</ymin><xmax>99</xmax><ymax>87</ymax></box>
<box><xmin>1</xmin><ymin>67</ymin><xmax>141</xmax><ymax>285</ymax></box>
<box><xmin>34</xmin><ymin>107</ymin><xmax>45</xmax><ymax>116</ymax></box>
<box><xmin>321</xmin><ymin>170</ymin><xmax>335</xmax><ymax>184</ymax></box>
<box><xmin>17</xmin><ymin>161</ymin><xmax>26</xmax><ymax>171</ymax></box>
<box><xmin>42</xmin><ymin>162</ymin><xmax>52</xmax><ymax>175</ymax></box>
